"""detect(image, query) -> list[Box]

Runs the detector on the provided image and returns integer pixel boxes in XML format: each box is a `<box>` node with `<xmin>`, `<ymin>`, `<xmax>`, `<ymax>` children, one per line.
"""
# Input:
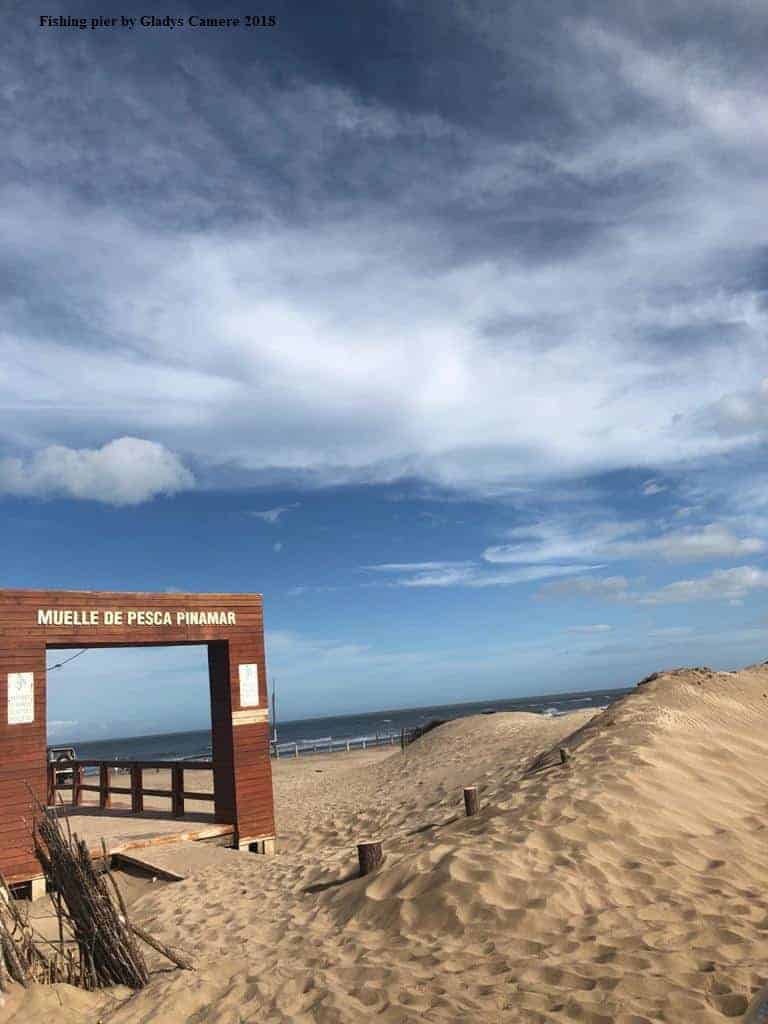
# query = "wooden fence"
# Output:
<box><xmin>399</xmin><ymin>719</ymin><xmax>447</xmax><ymax>749</ymax></box>
<box><xmin>47</xmin><ymin>759</ymin><xmax>214</xmax><ymax>818</ymax></box>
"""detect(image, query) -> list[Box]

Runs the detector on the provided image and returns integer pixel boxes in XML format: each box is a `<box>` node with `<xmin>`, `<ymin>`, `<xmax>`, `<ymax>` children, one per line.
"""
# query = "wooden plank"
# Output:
<box><xmin>103</xmin><ymin>824</ymin><xmax>235</xmax><ymax>856</ymax></box>
<box><xmin>73</xmin><ymin>763</ymin><xmax>83</xmax><ymax>807</ymax></box>
<box><xmin>99</xmin><ymin>764</ymin><xmax>111</xmax><ymax>809</ymax></box>
<box><xmin>110</xmin><ymin>852</ymin><xmax>186</xmax><ymax>882</ymax></box>
<box><xmin>131</xmin><ymin>764</ymin><xmax>143</xmax><ymax>813</ymax></box>
<box><xmin>171</xmin><ymin>765</ymin><xmax>184</xmax><ymax>818</ymax></box>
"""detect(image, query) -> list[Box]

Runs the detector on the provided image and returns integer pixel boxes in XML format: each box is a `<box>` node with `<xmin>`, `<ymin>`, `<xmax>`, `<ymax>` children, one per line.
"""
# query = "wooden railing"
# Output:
<box><xmin>399</xmin><ymin>719</ymin><xmax>447</xmax><ymax>749</ymax></box>
<box><xmin>47</xmin><ymin>760</ymin><xmax>214</xmax><ymax>819</ymax></box>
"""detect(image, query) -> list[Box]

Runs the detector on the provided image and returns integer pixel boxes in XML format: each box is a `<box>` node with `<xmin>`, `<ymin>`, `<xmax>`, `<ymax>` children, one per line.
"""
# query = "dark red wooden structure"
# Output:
<box><xmin>0</xmin><ymin>589</ymin><xmax>276</xmax><ymax>884</ymax></box>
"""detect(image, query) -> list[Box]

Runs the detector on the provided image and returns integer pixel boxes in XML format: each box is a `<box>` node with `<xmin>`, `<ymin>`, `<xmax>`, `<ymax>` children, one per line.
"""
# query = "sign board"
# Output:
<box><xmin>7</xmin><ymin>672</ymin><xmax>34</xmax><ymax>725</ymax></box>
<box><xmin>238</xmin><ymin>663</ymin><xmax>259</xmax><ymax>707</ymax></box>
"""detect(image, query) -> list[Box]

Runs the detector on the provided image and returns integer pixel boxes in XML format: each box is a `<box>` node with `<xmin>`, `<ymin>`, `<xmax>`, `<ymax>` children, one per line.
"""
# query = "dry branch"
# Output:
<box><xmin>0</xmin><ymin>797</ymin><xmax>196</xmax><ymax>992</ymax></box>
<box><xmin>34</xmin><ymin>808</ymin><xmax>149</xmax><ymax>989</ymax></box>
<box><xmin>126</xmin><ymin>922</ymin><xmax>195</xmax><ymax>971</ymax></box>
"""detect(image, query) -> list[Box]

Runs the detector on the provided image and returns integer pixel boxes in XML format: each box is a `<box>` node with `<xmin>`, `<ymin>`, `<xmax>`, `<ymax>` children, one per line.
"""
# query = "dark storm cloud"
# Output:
<box><xmin>0</xmin><ymin>1</ymin><xmax>699</xmax><ymax>227</ymax></box>
<box><xmin>4</xmin><ymin>1</ymin><xmax>764</xmax><ymax>242</ymax></box>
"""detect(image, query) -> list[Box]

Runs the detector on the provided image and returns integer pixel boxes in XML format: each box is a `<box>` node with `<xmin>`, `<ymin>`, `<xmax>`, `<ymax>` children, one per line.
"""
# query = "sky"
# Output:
<box><xmin>3</xmin><ymin>1</ymin><xmax>768</xmax><ymax>740</ymax></box>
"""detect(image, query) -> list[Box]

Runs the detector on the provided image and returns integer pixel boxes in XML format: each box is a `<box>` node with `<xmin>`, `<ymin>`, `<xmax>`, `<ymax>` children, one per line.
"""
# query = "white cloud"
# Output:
<box><xmin>485</xmin><ymin>520</ymin><xmax>766</xmax><ymax>565</ymax></box>
<box><xmin>250</xmin><ymin>503</ymin><xmax>300</xmax><ymax>524</ymax></box>
<box><xmin>0</xmin><ymin>437</ymin><xmax>193</xmax><ymax>505</ymax></box>
<box><xmin>629</xmin><ymin>524</ymin><xmax>767</xmax><ymax>561</ymax></box>
<box><xmin>568</xmin><ymin>18</ymin><xmax>768</xmax><ymax>151</ymax></box>
<box><xmin>367</xmin><ymin>561</ymin><xmax>601</xmax><ymax>588</ymax></box>
<box><xmin>3</xmin><ymin>16</ymin><xmax>768</xmax><ymax>502</ymax></box>
<box><xmin>364</xmin><ymin>561</ymin><xmax>472</xmax><ymax>573</ymax></box>
<box><xmin>484</xmin><ymin>521</ymin><xmax>641</xmax><ymax>565</ymax></box>
<box><xmin>642</xmin><ymin>479</ymin><xmax>667</xmax><ymax>496</ymax></box>
<box><xmin>565</xmin><ymin>624</ymin><xmax>613</xmax><ymax>634</ymax></box>
<box><xmin>638</xmin><ymin>566</ymin><xmax>768</xmax><ymax>605</ymax></box>
<box><xmin>706</xmin><ymin>379</ymin><xmax>768</xmax><ymax>436</ymax></box>
<box><xmin>1</xmin><ymin>171</ymin><xmax>764</xmax><ymax>497</ymax></box>
<box><xmin>539</xmin><ymin>576</ymin><xmax>630</xmax><ymax>599</ymax></box>
<box><xmin>543</xmin><ymin>566</ymin><xmax>768</xmax><ymax>606</ymax></box>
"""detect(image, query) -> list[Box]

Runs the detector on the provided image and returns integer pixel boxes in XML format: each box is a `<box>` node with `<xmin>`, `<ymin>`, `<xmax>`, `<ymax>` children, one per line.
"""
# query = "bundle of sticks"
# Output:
<box><xmin>34</xmin><ymin>809</ymin><xmax>151</xmax><ymax>989</ymax></box>
<box><xmin>0</xmin><ymin>801</ymin><xmax>194</xmax><ymax>992</ymax></box>
<box><xmin>0</xmin><ymin>872</ymin><xmax>73</xmax><ymax>988</ymax></box>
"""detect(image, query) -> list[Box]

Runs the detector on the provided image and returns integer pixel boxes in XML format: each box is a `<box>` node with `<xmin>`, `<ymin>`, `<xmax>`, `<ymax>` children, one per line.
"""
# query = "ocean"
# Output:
<box><xmin>57</xmin><ymin>686</ymin><xmax>631</xmax><ymax>762</ymax></box>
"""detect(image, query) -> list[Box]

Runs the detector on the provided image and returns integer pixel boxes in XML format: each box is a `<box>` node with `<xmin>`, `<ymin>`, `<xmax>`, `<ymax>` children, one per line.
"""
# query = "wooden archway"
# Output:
<box><xmin>0</xmin><ymin>589</ymin><xmax>275</xmax><ymax>884</ymax></box>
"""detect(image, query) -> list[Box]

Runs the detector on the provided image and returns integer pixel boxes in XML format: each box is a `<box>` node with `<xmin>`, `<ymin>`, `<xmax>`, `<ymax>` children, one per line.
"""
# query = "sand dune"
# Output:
<box><xmin>5</xmin><ymin>664</ymin><xmax>768</xmax><ymax>1021</ymax></box>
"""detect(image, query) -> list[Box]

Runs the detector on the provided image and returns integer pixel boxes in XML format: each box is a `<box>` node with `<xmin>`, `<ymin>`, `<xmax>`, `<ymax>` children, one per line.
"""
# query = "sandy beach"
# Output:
<box><xmin>5</xmin><ymin>664</ymin><xmax>768</xmax><ymax>1021</ymax></box>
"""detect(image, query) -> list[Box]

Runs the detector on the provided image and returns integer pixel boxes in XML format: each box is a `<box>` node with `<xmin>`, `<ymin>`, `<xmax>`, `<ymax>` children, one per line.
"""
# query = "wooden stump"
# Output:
<box><xmin>357</xmin><ymin>841</ymin><xmax>383</xmax><ymax>876</ymax></box>
<box><xmin>463</xmin><ymin>786</ymin><xmax>479</xmax><ymax>817</ymax></box>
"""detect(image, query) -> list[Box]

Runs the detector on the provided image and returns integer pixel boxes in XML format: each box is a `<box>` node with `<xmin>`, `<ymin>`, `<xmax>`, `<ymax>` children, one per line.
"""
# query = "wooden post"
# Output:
<box><xmin>357</xmin><ymin>840</ymin><xmax>383</xmax><ymax>876</ymax></box>
<box><xmin>559</xmin><ymin>747</ymin><xmax>570</xmax><ymax>764</ymax></box>
<box><xmin>99</xmin><ymin>764</ymin><xmax>112</xmax><ymax>809</ymax></box>
<box><xmin>294</xmin><ymin>743</ymin><xmax>299</xmax><ymax>758</ymax></box>
<box><xmin>73</xmin><ymin>763</ymin><xmax>83</xmax><ymax>807</ymax></box>
<box><xmin>172</xmin><ymin>765</ymin><xmax>184</xmax><ymax>818</ymax></box>
<box><xmin>131</xmin><ymin>764</ymin><xmax>144</xmax><ymax>813</ymax></box>
<box><xmin>463</xmin><ymin>786</ymin><xmax>479</xmax><ymax>817</ymax></box>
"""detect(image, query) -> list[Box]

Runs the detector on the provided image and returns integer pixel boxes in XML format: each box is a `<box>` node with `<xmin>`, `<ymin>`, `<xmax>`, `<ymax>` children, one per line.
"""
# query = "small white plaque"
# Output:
<box><xmin>8</xmin><ymin>672</ymin><xmax>34</xmax><ymax>725</ymax></box>
<box><xmin>238</xmin><ymin>663</ymin><xmax>259</xmax><ymax>708</ymax></box>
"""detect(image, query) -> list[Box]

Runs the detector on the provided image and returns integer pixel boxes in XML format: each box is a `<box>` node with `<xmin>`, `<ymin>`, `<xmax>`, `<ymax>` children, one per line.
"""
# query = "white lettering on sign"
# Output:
<box><xmin>36</xmin><ymin>609</ymin><xmax>237</xmax><ymax>627</ymax></box>
<box><xmin>238</xmin><ymin>663</ymin><xmax>260</xmax><ymax>707</ymax></box>
<box><xmin>7</xmin><ymin>672</ymin><xmax>34</xmax><ymax>725</ymax></box>
<box><xmin>176</xmin><ymin>611</ymin><xmax>237</xmax><ymax>626</ymax></box>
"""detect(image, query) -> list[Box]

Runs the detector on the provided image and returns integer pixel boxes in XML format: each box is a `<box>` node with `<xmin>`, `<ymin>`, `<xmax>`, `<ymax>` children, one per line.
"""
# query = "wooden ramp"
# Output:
<box><xmin>54</xmin><ymin>806</ymin><xmax>235</xmax><ymax>866</ymax></box>
<box><xmin>111</xmin><ymin>838</ymin><xmax>245</xmax><ymax>881</ymax></box>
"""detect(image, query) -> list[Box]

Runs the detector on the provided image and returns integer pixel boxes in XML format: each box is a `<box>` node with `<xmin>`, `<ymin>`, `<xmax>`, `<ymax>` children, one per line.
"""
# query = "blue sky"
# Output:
<box><xmin>3</xmin><ymin>1</ymin><xmax>768</xmax><ymax>740</ymax></box>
